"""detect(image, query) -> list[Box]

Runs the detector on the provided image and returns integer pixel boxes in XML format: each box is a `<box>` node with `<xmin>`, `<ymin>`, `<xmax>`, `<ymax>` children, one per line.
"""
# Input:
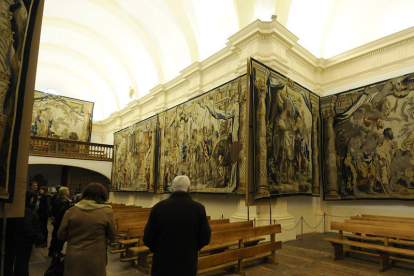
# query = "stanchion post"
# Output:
<box><xmin>269</xmin><ymin>197</ymin><xmax>272</xmax><ymax>226</ymax></box>
<box><xmin>300</xmin><ymin>216</ymin><xmax>304</xmax><ymax>240</ymax></box>
<box><xmin>323</xmin><ymin>213</ymin><xmax>326</xmax><ymax>234</ymax></box>
<box><xmin>254</xmin><ymin>218</ymin><xmax>256</xmax><ymax>227</ymax></box>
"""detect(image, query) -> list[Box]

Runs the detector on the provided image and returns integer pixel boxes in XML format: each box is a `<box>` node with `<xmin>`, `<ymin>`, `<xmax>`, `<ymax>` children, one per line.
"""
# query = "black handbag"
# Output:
<box><xmin>44</xmin><ymin>255</ymin><xmax>64</xmax><ymax>276</ymax></box>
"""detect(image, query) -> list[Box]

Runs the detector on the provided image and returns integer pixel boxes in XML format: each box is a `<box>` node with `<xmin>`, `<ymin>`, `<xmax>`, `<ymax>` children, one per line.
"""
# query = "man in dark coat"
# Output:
<box><xmin>144</xmin><ymin>175</ymin><xmax>211</xmax><ymax>276</ymax></box>
<box><xmin>4</xmin><ymin>190</ymin><xmax>43</xmax><ymax>276</ymax></box>
<box><xmin>37</xmin><ymin>186</ymin><xmax>52</xmax><ymax>247</ymax></box>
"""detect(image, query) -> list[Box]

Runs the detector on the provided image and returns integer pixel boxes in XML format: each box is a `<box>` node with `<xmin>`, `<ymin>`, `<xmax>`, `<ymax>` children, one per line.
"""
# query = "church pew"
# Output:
<box><xmin>324</xmin><ymin>221</ymin><xmax>414</xmax><ymax>271</ymax></box>
<box><xmin>358</xmin><ymin>214</ymin><xmax>414</xmax><ymax>224</ymax></box>
<box><xmin>114</xmin><ymin>210</ymin><xmax>151</xmax><ymax>221</ymax></box>
<box><xmin>112</xmin><ymin>207</ymin><xmax>147</xmax><ymax>213</ymax></box>
<box><xmin>106</xmin><ymin>203</ymin><xmax>125</xmax><ymax>207</ymax></box>
<box><xmin>124</xmin><ymin>223</ymin><xmax>277</xmax><ymax>274</ymax></box>
<box><xmin>115</xmin><ymin>218</ymin><xmax>235</xmax><ymax>248</ymax></box>
<box><xmin>208</xmin><ymin>218</ymin><xmax>230</xmax><ymax>225</ymax></box>
<box><xmin>346</xmin><ymin>218</ymin><xmax>414</xmax><ymax>230</ymax></box>
<box><xmin>197</xmin><ymin>225</ymin><xmax>281</xmax><ymax>274</ymax></box>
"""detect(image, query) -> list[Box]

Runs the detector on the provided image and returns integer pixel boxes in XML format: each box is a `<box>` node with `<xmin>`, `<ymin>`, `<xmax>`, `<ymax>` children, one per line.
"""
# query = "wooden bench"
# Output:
<box><xmin>359</xmin><ymin>214</ymin><xmax>414</xmax><ymax>224</ymax></box>
<box><xmin>209</xmin><ymin>218</ymin><xmax>230</xmax><ymax>225</ymax></box>
<box><xmin>123</xmin><ymin>221</ymin><xmax>272</xmax><ymax>274</ymax></box>
<box><xmin>323</xmin><ymin>220</ymin><xmax>414</xmax><ymax>271</ymax></box>
<box><xmin>197</xmin><ymin>224</ymin><xmax>281</xmax><ymax>275</ymax></box>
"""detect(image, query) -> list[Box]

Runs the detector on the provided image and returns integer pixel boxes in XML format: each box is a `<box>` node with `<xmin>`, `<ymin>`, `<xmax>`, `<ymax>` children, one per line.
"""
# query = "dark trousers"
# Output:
<box><xmin>49</xmin><ymin>223</ymin><xmax>64</xmax><ymax>255</ymax></box>
<box><xmin>39</xmin><ymin>216</ymin><xmax>48</xmax><ymax>244</ymax></box>
<box><xmin>4</xmin><ymin>242</ymin><xmax>33</xmax><ymax>276</ymax></box>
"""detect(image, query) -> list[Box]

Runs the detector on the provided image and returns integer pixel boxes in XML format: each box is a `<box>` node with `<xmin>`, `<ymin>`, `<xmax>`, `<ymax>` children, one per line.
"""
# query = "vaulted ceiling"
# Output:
<box><xmin>35</xmin><ymin>0</ymin><xmax>414</xmax><ymax>121</ymax></box>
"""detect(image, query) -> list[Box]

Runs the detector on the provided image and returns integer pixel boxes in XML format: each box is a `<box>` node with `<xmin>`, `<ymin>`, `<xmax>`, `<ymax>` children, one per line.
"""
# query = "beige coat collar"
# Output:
<box><xmin>75</xmin><ymin>199</ymin><xmax>112</xmax><ymax>210</ymax></box>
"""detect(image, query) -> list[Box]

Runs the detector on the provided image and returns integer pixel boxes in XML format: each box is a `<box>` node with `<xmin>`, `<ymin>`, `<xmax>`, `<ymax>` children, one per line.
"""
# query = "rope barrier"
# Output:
<box><xmin>217</xmin><ymin>212</ymin><xmax>361</xmax><ymax>238</ymax></box>
<box><xmin>303</xmin><ymin>215</ymin><xmax>325</xmax><ymax>230</ymax></box>
<box><xmin>279</xmin><ymin>218</ymin><xmax>302</xmax><ymax>232</ymax></box>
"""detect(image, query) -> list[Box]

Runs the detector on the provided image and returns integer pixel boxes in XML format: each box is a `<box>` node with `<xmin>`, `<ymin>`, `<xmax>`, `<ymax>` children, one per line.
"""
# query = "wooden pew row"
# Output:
<box><xmin>117</xmin><ymin>217</ymin><xmax>226</xmax><ymax>233</ymax></box>
<box><xmin>359</xmin><ymin>214</ymin><xmax>414</xmax><ymax>224</ymax></box>
<box><xmin>123</xmin><ymin>222</ymin><xmax>279</xmax><ymax>274</ymax></box>
<box><xmin>324</xmin><ymin>221</ymin><xmax>414</xmax><ymax>271</ymax></box>
<box><xmin>112</xmin><ymin>218</ymin><xmax>228</xmax><ymax>256</ymax></box>
<box><xmin>107</xmin><ymin>203</ymin><xmax>125</xmax><ymax>207</ymax></box>
<box><xmin>346</xmin><ymin>217</ymin><xmax>414</xmax><ymax>247</ymax></box>
<box><xmin>119</xmin><ymin>221</ymin><xmax>259</xmax><ymax>266</ymax></box>
<box><xmin>122</xmin><ymin>221</ymin><xmax>258</xmax><ymax>262</ymax></box>
<box><xmin>115</xmin><ymin>221</ymin><xmax>247</xmax><ymax>261</ymax></box>
<box><xmin>112</xmin><ymin>207</ymin><xmax>147</xmax><ymax>213</ymax></box>
<box><xmin>114</xmin><ymin>211</ymin><xmax>151</xmax><ymax>221</ymax></box>
<box><xmin>197</xmin><ymin>225</ymin><xmax>281</xmax><ymax>275</ymax></box>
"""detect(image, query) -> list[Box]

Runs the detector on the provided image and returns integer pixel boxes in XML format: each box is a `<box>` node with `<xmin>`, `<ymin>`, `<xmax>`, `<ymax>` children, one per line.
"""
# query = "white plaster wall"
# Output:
<box><xmin>90</xmin><ymin>134</ymin><xmax>103</xmax><ymax>144</ymax></box>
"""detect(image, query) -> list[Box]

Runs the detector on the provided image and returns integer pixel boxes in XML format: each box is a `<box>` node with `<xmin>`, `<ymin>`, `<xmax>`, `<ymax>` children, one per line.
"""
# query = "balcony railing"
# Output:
<box><xmin>29</xmin><ymin>136</ymin><xmax>113</xmax><ymax>161</ymax></box>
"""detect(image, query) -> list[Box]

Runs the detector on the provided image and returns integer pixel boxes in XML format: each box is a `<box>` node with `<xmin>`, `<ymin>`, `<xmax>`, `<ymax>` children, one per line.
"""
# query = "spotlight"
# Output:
<box><xmin>271</xmin><ymin>15</ymin><xmax>277</xmax><ymax>20</ymax></box>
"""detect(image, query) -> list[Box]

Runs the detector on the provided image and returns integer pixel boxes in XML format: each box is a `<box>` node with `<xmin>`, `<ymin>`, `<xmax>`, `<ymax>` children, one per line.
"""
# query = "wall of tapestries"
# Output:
<box><xmin>112</xmin><ymin>76</ymin><xmax>248</xmax><ymax>194</ymax></box>
<box><xmin>112</xmin><ymin>57</ymin><xmax>414</xmax><ymax>201</ymax></box>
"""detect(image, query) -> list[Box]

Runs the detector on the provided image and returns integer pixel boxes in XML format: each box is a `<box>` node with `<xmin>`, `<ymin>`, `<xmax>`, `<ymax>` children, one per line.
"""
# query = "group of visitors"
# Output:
<box><xmin>5</xmin><ymin>175</ymin><xmax>210</xmax><ymax>276</ymax></box>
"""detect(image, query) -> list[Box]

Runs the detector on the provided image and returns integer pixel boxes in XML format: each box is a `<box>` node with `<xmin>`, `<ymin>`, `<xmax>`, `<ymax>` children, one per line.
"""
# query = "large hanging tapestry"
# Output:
<box><xmin>31</xmin><ymin>91</ymin><xmax>94</xmax><ymax>142</ymax></box>
<box><xmin>322</xmin><ymin>73</ymin><xmax>414</xmax><ymax>200</ymax></box>
<box><xmin>250</xmin><ymin>58</ymin><xmax>320</xmax><ymax>200</ymax></box>
<box><xmin>156</xmin><ymin>75</ymin><xmax>248</xmax><ymax>194</ymax></box>
<box><xmin>112</xmin><ymin>115</ymin><xmax>158</xmax><ymax>192</ymax></box>
<box><xmin>0</xmin><ymin>0</ymin><xmax>41</xmax><ymax>203</ymax></box>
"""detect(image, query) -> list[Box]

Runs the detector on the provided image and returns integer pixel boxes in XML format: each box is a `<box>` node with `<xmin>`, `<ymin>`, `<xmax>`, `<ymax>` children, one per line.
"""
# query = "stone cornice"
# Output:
<box><xmin>322</xmin><ymin>26</ymin><xmax>414</xmax><ymax>70</ymax></box>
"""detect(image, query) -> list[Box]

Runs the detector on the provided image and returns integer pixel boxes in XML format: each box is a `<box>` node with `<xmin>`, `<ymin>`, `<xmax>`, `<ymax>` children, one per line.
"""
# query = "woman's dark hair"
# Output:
<box><xmin>40</xmin><ymin>186</ymin><xmax>48</xmax><ymax>192</ymax></box>
<box><xmin>82</xmin><ymin>183</ymin><xmax>108</xmax><ymax>203</ymax></box>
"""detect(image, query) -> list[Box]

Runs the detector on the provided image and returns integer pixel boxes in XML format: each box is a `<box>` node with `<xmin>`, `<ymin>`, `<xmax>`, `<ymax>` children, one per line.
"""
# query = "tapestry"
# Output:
<box><xmin>322</xmin><ymin>73</ymin><xmax>414</xmax><ymax>200</ymax></box>
<box><xmin>250</xmin><ymin>58</ymin><xmax>321</xmax><ymax>199</ymax></box>
<box><xmin>0</xmin><ymin>0</ymin><xmax>41</xmax><ymax>202</ymax></box>
<box><xmin>112</xmin><ymin>115</ymin><xmax>158</xmax><ymax>192</ymax></box>
<box><xmin>31</xmin><ymin>91</ymin><xmax>94</xmax><ymax>142</ymax></box>
<box><xmin>156</xmin><ymin>75</ymin><xmax>248</xmax><ymax>194</ymax></box>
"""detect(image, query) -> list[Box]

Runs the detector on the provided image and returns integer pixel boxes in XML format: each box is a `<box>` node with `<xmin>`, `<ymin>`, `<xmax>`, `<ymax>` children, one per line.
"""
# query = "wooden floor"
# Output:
<box><xmin>29</xmin><ymin>230</ymin><xmax>414</xmax><ymax>275</ymax></box>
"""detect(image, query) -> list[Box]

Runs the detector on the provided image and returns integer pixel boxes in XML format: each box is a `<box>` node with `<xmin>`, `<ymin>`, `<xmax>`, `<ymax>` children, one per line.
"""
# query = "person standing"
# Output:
<box><xmin>37</xmin><ymin>186</ymin><xmax>52</xmax><ymax>247</ymax></box>
<box><xmin>49</xmin><ymin>187</ymin><xmax>72</xmax><ymax>257</ymax></box>
<box><xmin>4</xmin><ymin>190</ymin><xmax>43</xmax><ymax>276</ymax></box>
<box><xmin>28</xmin><ymin>181</ymin><xmax>39</xmax><ymax>211</ymax></box>
<box><xmin>144</xmin><ymin>175</ymin><xmax>211</xmax><ymax>276</ymax></box>
<box><xmin>58</xmin><ymin>183</ymin><xmax>117</xmax><ymax>276</ymax></box>
<box><xmin>51</xmin><ymin>185</ymin><xmax>62</xmax><ymax>205</ymax></box>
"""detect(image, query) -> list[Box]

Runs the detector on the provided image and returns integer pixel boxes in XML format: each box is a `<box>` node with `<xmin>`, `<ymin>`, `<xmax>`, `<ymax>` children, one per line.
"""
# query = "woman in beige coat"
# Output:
<box><xmin>57</xmin><ymin>183</ymin><xmax>116</xmax><ymax>276</ymax></box>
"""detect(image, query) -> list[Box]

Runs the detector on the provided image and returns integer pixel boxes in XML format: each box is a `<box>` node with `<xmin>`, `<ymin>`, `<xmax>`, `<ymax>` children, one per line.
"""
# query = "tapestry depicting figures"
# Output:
<box><xmin>156</xmin><ymin>75</ymin><xmax>248</xmax><ymax>194</ymax></box>
<box><xmin>31</xmin><ymin>91</ymin><xmax>94</xmax><ymax>142</ymax></box>
<box><xmin>322</xmin><ymin>73</ymin><xmax>414</xmax><ymax>200</ymax></box>
<box><xmin>0</xmin><ymin>0</ymin><xmax>41</xmax><ymax>202</ymax></box>
<box><xmin>250</xmin><ymin>59</ymin><xmax>320</xmax><ymax>200</ymax></box>
<box><xmin>112</xmin><ymin>115</ymin><xmax>158</xmax><ymax>192</ymax></box>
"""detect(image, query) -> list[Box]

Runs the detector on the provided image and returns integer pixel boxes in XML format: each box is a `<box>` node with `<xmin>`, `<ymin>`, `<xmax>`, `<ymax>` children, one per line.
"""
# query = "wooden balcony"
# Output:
<box><xmin>29</xmin><ymin>136</ymin><xmax>113</xmax><ymax>161</ymax></box>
